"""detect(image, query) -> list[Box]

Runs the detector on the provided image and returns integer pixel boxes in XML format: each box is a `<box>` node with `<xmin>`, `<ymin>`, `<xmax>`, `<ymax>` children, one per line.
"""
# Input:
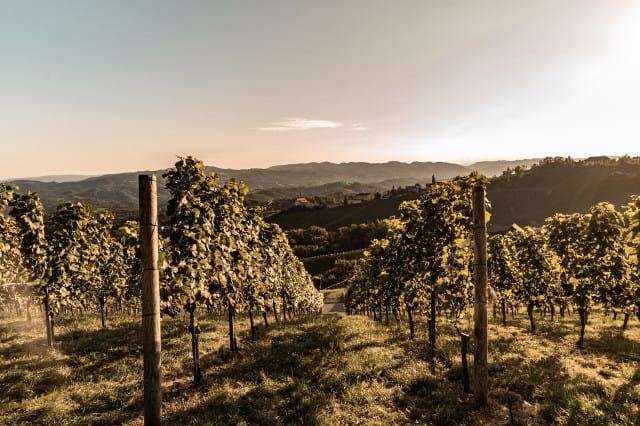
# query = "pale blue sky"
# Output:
<box><xmin>2</xmin><ymin>0</ymin><xmax>639</xmax><ymax>178</ymax></box>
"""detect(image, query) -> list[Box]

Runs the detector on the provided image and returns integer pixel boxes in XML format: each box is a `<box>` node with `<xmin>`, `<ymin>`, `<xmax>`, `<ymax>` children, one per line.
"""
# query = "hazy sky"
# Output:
<box><xmin>2</xmin><ymin>0</ymin><xmax>640</xmax><ymax>178</ymax></box>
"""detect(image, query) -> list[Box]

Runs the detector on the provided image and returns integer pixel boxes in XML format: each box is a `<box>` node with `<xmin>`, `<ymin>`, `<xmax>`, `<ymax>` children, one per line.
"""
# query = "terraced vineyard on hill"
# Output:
<box><xmin>3</xmin><ymin>156</ymin><xmax>640</xmax><ymax>425</ymax></box>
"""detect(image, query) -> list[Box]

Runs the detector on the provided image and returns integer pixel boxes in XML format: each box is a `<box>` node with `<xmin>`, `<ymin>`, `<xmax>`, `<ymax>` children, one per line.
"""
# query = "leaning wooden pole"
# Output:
<box><xmin>139</xmin><ymin>175</ymin><xmax>162</xmax><ymax>425</ymax></box>
<box><xmin>472</xmin><ymin>184</ymin><xmax>488</xmax><ymax>405</ymax></box>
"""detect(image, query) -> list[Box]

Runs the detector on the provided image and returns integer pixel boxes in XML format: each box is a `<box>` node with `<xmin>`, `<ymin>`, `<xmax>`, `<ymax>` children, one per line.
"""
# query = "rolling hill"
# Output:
<box><xmin>8</xmin><ymin>157</ymin><xmax>640</xmax><ymax>231</ymax></box>
<box><xmin>8</xmin><ymin>174</ymin><xmax>96</xmax><ymax>183</ymax></box>
<box><xmin>6</xmin><ymin>159</ymin><xmax>541</xmax><ymax>213</ymax></box>
<box><xmin>270</xmin><ymin>193</ymin><xmax>422</xmax><ymax>230</ymax></box>
<box><xmin>271</xmin><ymin>157</ymin><xmax>640</xmax><ymax>231</ymax></box>
<box><xmin>489</xmin><ymin>157</ymin><xmax>640</xmax><ymax>227</ymax></box>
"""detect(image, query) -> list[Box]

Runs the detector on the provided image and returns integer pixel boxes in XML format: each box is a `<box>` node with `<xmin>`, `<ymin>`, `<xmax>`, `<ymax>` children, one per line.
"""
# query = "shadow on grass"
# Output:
<box><xmin>580</xmin><ymin>326</ymin><xmax>640</xmax><ymax>362</ymax></box>
<box><xmin>612</xmin><ymin>367</ymin><xmax>640</xmax><ymax>414</ymax></box>
<box><xmin>0</xmin><ymin>316</ymin><xmax>148</xmax><ymax>424</ymax></box>
<box><xmin>488</xmin><ymin>335</ymin><xmax>640</xmax><ymax>425</ymax></box>
<box><xmin>493</xmin><ymin>314</ymin><xmax>576</xmax><ymax>341</ymax></box>
<box><xmin>164</xmin><ymin>315</ymin><xmax>348</xmax><ymax>425</ymax></box>
<box><xmin>0</xmin><ymin>320</ymin><xmax>67</xmax><ymax>403</ymax></box>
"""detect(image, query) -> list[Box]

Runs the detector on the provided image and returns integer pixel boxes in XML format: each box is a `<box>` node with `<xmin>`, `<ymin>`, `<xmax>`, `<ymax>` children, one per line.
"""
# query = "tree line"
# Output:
<box><xmin>345</xmin><ymin>175</ymin><xmax>640</xmax><ymax>356</ymax></box>
<box><xmin>0</xmin><ymin>156</ymin><xmax>323</xmax><ymax>385</ymax></box>
<box><xmin>345</xmin><ymin>175</ymin><xmax>484</xmax><ymax>348</ymax></box>
<box><xmin>285</xmin><ymin>220</ymin><xmax>387</xmax><ymax>258</ymax></box>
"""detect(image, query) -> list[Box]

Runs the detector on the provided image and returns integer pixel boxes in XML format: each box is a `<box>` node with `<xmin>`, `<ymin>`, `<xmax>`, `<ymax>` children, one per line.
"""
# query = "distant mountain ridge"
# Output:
<box><xmin>207</xmin><ymin>159</ymin><xmax>543</xmax><ymax>189</ymax></box>
<box><xmin>5</xmin><ymin>159</ymin><xmax>541</xmax><ymax>212</ymax></box>
<box><xmin>8</xmin><ymin>174</ymin><xmax>96</xmax><ymax>183</ymax></box>
<box><xmin>8</xmin><ymin>157</ymin><xmax>640</xmax><ymax>231</ymax></box>
<box><xmin>271</xmin><ymin>157</ymin><xmax>640</xmax><ymax>230</ymax></box>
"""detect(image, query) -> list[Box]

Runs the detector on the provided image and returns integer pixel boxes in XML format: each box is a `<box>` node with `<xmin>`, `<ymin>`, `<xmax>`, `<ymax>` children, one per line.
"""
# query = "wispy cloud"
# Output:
<box><xmin>258</xmin><ymin>118</ymin><xmax>343</xmax><ymax>132</ymax></box>
<box><xmin>351</xmin><ymin>124</ymin><xmax>369</xmax><ymax>131</ymax></box>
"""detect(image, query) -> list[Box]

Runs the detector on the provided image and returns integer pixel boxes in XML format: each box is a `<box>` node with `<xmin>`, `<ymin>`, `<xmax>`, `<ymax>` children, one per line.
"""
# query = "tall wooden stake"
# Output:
<box><xmin>140</xmin><ymin>175</ymin><xmax>162</xmax><ymax>425</ymax></box>
<box><xmin>472</xmin><ymin>184</ymin><xmax>488</xmax><ymax>405</ymax></box>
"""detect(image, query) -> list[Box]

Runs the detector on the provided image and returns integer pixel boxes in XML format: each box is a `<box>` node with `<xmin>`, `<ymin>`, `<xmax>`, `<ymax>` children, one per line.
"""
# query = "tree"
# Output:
<box><xmin>117</xmin><ymin>220</ymin><xmax>141</xmax><ymax>313</ymax></box>
<box><xmin>584</xmin><ymin>204</ymin><xmax>631</xmax><ymax>330</ymax></box>
<box><xmin>9</xmin><ymin>191</ymin><xmax>52</xmax><ymax>344</ymax></box>
<box><xmin>396</xmin><ymin>175</ymin><xmax>483</xmax><ymax>351</ymax></box>
<box><xmin>624</xmin><ymin>196</ymin><xmax>640</xmax><ymax>323</ymax></box>
<box><xmin>162</xmin><ymin>157</ymin><xmax>217</xmax><ymax>385</ymax></box>
<box><xmin>86</xmin><ymin>211</ymin><xmax>126</xmax><ymax>328</ymax></box>
<box><xmin>544</xmin><ymin>213</ymin><xmax>590</xmax><ymax>346</ymax></box>
<box><xmin>345</xmin><ymin>174</ymin><xmax>485</xmax><ymax>351</ymax></box>
<box><xmin>545</xmin><ymin>203</ymin><xmax>630</xmax><ymax>347</ymax></box>
<box><xmin>488</xmin><ymin>234</ymin><xmax>519</xmax><ymax>326</ymax></box>
<box><xmin>162</xmin><ymin>156</ymin><xmax>324</xmax><ymax>384</ymax></box>
<box><xmin>0</xmin><ymin>185</ymin><xmax>27</xmax><ymax>317</ymax></box>
<box><xmin>509</xmin><ymin>227</ymin><xmax>557</xmax><ymax>333</ymax></box>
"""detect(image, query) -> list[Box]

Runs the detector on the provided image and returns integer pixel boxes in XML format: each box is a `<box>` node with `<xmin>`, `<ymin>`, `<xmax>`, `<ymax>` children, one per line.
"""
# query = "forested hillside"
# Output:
<box><xmin>10</xmin><ymin>156</ymin><xmax>640</xmax><ymax>232</ymax></box>
<box><xmin>271</xmin><ymin>193</ymin><xmax>421</xmax><ymax>230</ymax></box>
<box><xmin>7</xmin><ymin>159</ymin><xmax>539</xmax><ymax>213</ymax></box>
<box><xmin>274</xmin><ymin>157</ymin><xmax>640</xmax><ymax>230</ymax></box>
<box><xmin>489</xmin><ymin>156</ymin><xmax>640</xmax><ymax>227</ymax></box>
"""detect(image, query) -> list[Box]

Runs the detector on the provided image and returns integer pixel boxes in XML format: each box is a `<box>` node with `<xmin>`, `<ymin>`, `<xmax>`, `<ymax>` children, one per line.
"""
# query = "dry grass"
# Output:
<box><xmin>1</xmin><ymin>306</ymin><xmax>639</xmax><ymax>425</ymax></box>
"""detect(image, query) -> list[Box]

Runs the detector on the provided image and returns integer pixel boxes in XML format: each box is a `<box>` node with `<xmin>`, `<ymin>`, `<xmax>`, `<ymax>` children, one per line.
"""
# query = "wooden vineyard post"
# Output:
<box><xmin>139</xmin><ymin>175</ymin><xmax>162</xmax><ymax>425</ymax></box>
<box><xmin>472</xmin><ymin>184</ymin><xmax>488</xmax><ymax>405</ymax></box>
<box><xmin>44</xmin><ymin>284</ymin><xmax>53</xmax><ymax>347</ymax></box>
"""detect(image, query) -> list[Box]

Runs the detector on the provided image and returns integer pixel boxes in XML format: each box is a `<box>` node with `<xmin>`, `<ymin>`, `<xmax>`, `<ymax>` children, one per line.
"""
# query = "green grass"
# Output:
<box><xmin>1</xmin><ymin>307</ymin><xmax>639</xmax><ymax>425</ymax></box>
